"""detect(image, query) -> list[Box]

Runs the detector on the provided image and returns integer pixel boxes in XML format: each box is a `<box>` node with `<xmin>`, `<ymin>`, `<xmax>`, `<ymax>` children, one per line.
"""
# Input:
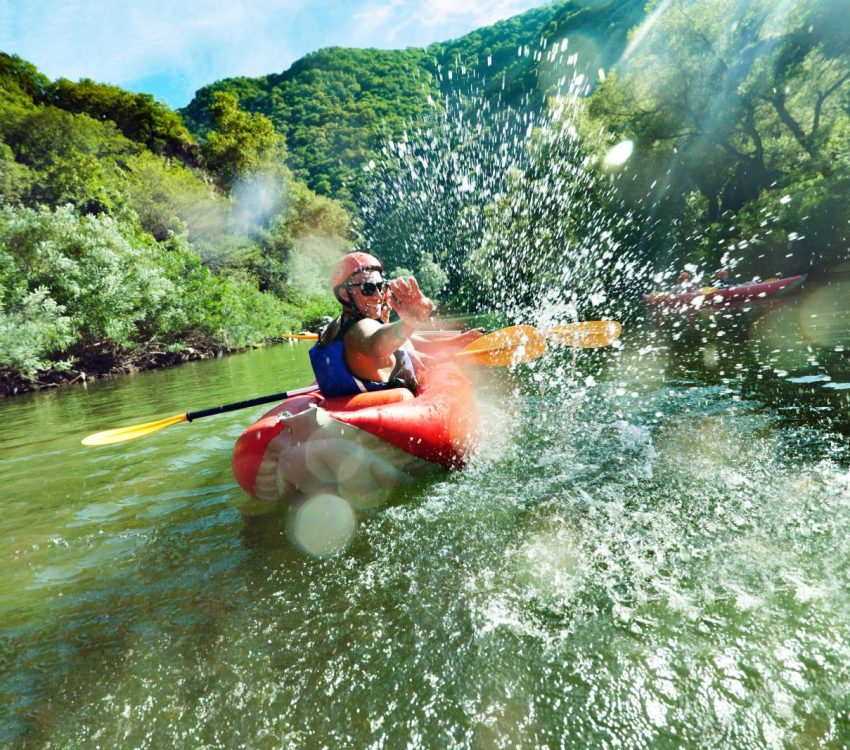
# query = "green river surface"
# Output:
<box><xmin>3</xmin><ymin>283</ymin><xmax>850</xmax><ymax>748</ymax></box>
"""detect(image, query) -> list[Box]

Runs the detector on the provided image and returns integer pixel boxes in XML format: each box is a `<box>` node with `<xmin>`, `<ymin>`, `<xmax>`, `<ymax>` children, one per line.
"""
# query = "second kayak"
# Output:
<box><xmin>644</xmin><ymin>274</ymin><xmax>807</xmax><ymax>309</ymax></box>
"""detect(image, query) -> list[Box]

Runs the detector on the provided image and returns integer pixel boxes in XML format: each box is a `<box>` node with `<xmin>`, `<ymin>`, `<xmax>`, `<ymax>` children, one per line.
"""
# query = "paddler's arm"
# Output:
<box><xmin>346</xmin><ymin>277</ymin><xmax>435</xmax><ymax>361</ymax></box>
<box><xmin>410</xmin><ymin>328</ymin><xmax>485</xmax><ymax>357</ymax></box>
<box><xmin>345</xmin><ymin>317</ymin><xmax>418</xmax><ymax>361</ymax></box>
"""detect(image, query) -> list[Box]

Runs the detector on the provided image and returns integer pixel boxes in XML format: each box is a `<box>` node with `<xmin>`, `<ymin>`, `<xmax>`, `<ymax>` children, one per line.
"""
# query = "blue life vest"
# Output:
<box><xmin>309</xmin><ymin>317</ymin><xmax>419</xmax><ymax>398</ymax></box>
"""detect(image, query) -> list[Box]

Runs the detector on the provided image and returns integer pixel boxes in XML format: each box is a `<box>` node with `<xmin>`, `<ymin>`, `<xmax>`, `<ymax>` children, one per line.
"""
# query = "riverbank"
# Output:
<box><xmin>0</xmin><ymin>337</ymin><xmax>268</xmax><ymax>398</ymax></box>
<box><xmin>1</xmin><ymin>308</ymin><xmax>495</xmax><ymax>398</ymax></box>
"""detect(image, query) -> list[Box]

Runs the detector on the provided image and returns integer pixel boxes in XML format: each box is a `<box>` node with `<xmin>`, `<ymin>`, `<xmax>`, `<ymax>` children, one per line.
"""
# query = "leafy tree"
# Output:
<box><xmin>201</xmin><ymin>92</ymin><xmax>286</xmax><ymax>192</ymax></box>
<box><xmin>119</xmin><ymin>151</ymin><xmax>210</xmax><ymax>240</ymax></box>
<box><xmin>0</xmin><ymin>142</ymin><xmax>31</xmax><ymax>204</ymax></box>
<box><xmin>0</xmin><ymin>205</ymin><xmax>306</xmax><ymax>383</ymax></box>
<box><xmin>1</xmin><ymin>101</ymin><xmax>137</xmax><ymax>213</ymax></box>
<box><xmin>413</xmin><ymin>253</ymin><xmax>448</xmax><ymax>298</ymax></box>
<box><xmin>0</xmin><ymin>53</ymin><xmax>50</xmax><ymax>103</ymax></box>
<box><xmin>48</xmin><ymin>77</ymin><xmax>198</xmax><ymax>160</ymax></box>
<box><xmin>584</xmin><ymin>0</ymin><xmax>850</xmax><ymax>274</ymax></box>
<box><xmin>0</xmin><ymin>288</ymin><xmax>74</xmax><ymax>379</ymax></box>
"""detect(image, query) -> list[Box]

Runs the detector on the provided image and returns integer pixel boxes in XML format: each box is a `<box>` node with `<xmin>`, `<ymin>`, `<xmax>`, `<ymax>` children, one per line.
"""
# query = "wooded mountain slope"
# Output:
<box><xmin>180</xmin><ymin>0</ymin><xmax>647</xmax><ymax>202</ymax></box>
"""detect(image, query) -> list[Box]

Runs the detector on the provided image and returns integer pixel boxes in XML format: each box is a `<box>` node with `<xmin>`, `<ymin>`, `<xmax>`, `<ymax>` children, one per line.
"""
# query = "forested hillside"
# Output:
<box><xmin>182</xmin><ymin>0</ymin><xmax>850</xmax><ymax>298</ymax></box>
<box><xmin>180</xmin><ymin>0</ymin><xmax>647</xmax><ymax>203</ymax></box>
<box><xmin>3</xmin><ymin>0</ymin><xmax>848</xmax><ymax>393</ymax></box>
<box><xmin>0</xmin><ymin>54</ymin><xmax>348</xmax><ymax>395</ymax></box>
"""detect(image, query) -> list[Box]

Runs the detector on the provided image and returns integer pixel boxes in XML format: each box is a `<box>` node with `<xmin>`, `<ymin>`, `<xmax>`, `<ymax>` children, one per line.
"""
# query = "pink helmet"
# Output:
<box><xmin>329</xmin><ymin>252</ymin><xmax>383</xmax><ymax>290</ymax></box>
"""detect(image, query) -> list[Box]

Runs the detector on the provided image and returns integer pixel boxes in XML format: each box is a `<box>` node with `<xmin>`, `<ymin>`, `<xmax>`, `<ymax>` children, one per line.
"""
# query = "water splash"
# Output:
<box><xmin>359</xmin><ymin>50</ymin><xmax>655</xmax><ymax>327</ymax></box>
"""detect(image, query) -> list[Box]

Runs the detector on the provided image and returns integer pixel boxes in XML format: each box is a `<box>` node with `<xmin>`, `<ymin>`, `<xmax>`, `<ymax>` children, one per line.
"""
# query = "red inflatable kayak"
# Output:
<box><xmin>644</xmin><ymin>274</ymin><xmax>806</xmax><ymax>308</ymax></box>
<box><xmin>232</xmin><ymin>362</ymin><xmax>477</xmax><ymax>506</ymax></box>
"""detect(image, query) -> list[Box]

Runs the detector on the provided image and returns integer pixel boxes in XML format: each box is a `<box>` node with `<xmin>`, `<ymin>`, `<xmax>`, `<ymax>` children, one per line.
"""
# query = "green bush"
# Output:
<box><xmin>0</xmin><ymin>205</ymin><xmax>311</xmax><ymax>381</ymax></box>
<box><xmin>0</xmin><ymin>288</ymin><xmax>73</xmax><ymax>379</ymax></box>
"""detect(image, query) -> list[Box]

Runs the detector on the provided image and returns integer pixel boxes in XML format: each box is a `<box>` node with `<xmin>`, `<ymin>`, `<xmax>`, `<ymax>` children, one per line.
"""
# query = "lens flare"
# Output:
<box><xmin>291</xmin><ymin>493</ymin><xmax>356</xmax><ymax>558</ymax></box>
<box><xmin>797</xmin><ymin>282</ymin><xmax>849</xmax><ymax>349</ymax></box>
<box><xmin>603</xmin><ymin>140</ymin><xmax>634</xmax><ymax>170</ymax></box>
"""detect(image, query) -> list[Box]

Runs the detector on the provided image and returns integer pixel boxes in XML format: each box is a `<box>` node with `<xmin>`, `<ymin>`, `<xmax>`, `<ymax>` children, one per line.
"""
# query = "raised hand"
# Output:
<box><xmin>388</xmin><ymin>276</ymin><xmax>435</xmax><ymax>325</ymax></box>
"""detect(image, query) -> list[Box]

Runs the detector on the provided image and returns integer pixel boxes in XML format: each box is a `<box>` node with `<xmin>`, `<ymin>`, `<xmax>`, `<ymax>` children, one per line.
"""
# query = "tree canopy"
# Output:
<box><xmin>0</xmin><ymin>53</ymin><xmax>350</xmax><ymax>392</ymax></box>
<box><xmin>584</xmin><ymin>0</ymin><xmax>850</xmax><ymax>275</ymax></box>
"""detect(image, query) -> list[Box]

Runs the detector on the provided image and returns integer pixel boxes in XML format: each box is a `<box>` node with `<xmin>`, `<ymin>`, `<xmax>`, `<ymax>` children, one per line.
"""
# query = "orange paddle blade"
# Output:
<box><xmin>455</xmin><ymin>325</ymin><xmax>547</xmax><ymax>366</ymax></box>
<box><xmin>547</xmin><ymin>321</ymin><xmax>622</xmax><ymax>348</ymax></box>
<box><xmin>82</xmin><ymin>413</ymin><xmax>189</xmax><ymax>446</ymax></box>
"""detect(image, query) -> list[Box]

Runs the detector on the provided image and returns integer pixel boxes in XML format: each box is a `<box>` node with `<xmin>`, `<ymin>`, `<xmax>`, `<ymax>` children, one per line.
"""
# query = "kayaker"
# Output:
<box><xmin>310</xmin><ymin>252</ymin><xmax>483</xmax><ymax>397</ymax></box>
<box><xmin>713</xmin><ymin>268</ymin><xmax>733</xmax><ymax>287</ymax></box>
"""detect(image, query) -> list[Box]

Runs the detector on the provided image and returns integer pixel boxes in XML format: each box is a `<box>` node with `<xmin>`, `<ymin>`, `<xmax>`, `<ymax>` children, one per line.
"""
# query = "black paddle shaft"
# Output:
<box><xmin>186</xmin><ymin>390</ymin><xmax>304</xmax><ymax>422</ymax></box>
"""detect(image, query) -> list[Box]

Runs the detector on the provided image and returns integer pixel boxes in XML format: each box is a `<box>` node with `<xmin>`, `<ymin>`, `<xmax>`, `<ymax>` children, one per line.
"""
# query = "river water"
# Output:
<box><xmin>2</xmin><ymin>287</ymin><xmax>850</xmax><ymax>748</ymax></box>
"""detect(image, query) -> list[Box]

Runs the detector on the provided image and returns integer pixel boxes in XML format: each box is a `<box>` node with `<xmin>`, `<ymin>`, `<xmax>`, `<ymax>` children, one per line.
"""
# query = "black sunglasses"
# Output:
<box><xmin>348</xmin><ymin>280</ymin><xmax>387</xmax><ymax>296</ymax></box>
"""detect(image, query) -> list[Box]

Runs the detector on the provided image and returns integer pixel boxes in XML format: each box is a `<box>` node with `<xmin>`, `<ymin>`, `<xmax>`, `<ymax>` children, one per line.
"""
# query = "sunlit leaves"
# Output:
<box><xmin>585</xmin><ymin>0</ymin><xmax>850</xmax><ymax>275</ymax></box>
<box><xmin>201</xmin><ymin>92</ymin><xmax>287</xmax><ymax>193</ymax></box>
<box><xmin>0</xmin><ymin>206</ymin><xmax>304</xmax><ymax>383</ymax></box>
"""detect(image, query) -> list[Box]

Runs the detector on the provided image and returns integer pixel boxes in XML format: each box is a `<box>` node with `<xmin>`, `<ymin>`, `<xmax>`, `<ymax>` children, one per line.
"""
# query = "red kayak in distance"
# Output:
<box><xmin>644</xmin><ymin>274</ymin><xmax>807</xmax><ymax>309</ymax></box>
<box><xmin>232</xmin><ymin>362</ymin><xmax>477</xmax><ymax>507</ymax></box>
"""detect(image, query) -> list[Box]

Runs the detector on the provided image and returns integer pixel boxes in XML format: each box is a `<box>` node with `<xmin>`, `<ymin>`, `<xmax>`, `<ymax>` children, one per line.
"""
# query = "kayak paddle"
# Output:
<box><xmin>82</xmin><ymin>326</ymin><xmax>546</xmax><ymax>446</ymax></box>
<box><xmin>546</xmin><ymin>320</ymin><xmax>622</xmax><ymax>348</ymax></box>
<box><xmin>284</xmin><ymin>322</ymin><xmax>622</xmax><ymax>350</ymax></box>
<box><xmin>454</xmin><ymin>325</ymin><xmax>547</xmax><ymax>366</ymax></box>
<box><xmin>81</xmin><ymin>385</ymin><xmax>319</xmax><ymax>446</ymax></box>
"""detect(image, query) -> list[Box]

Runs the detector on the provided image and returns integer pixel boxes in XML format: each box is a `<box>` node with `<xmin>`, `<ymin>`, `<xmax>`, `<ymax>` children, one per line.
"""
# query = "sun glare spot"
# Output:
<box><xmin>291</xmin><ymin>494</ymin><xmax>356</xmax><ymax>558</ymax></box>
<box><xmin>603</xmin><ymin>140</ymin><xmax>634</xmax><ymax>170</ymax></box>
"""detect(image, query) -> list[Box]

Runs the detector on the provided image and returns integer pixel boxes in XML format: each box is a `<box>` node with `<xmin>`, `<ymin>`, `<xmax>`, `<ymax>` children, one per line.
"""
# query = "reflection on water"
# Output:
<box><xmin>1</xmin><ymin>307</ymin><xmax>850</xmax><ymax>747</ymax></box>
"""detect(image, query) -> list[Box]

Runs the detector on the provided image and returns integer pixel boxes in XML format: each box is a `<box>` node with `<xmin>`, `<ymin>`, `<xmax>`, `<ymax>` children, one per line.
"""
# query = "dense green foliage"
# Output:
<box><xmin>3</xmin><ymin>0</ymin><xmax>848</xmax><ymax>390</ymax></box>
<box><xmin>180</xmin><ymin>0</ymin><xmax>849</xmax><ymax>300</ymax></box>
<box><xmin>182</xmin><ymin>48</ymin><xmax>441</xmax><ymax>203</ymax></box>
<box><xmin>0</xmin><ymin>53</ymin><xmax>348</xmax><ymax>392</ymax></box>
<box><xmin>1</xmin><ymin>54</ymin><xmax>198</xmax><ymax>160</ymax></box>
<box><xmin>452</xmin><ymin>0</ymin><xmax>850</xmax><ymax>314</ymax></box>
<box><xmin>180</xmin><ymin>0</ymin><xmax>647</xmax><ymax>203</ymax></box>
<box><xmin>201</xmin><ymin>91</ymin><xmax>287</xmax><ymax>192</ymax></box>
<box><xmin>0</xmin><ymin>206</ymin><xmax>301</xmax><ymax>384</ymax></box>
<box><xmin>583</xmin><ymin>0</ymin><xmax>850</xmax><ymax>278</ymax></box>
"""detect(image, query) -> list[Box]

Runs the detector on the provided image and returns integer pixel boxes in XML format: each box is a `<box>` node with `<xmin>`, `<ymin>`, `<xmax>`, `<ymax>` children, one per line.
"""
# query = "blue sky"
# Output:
<box><xmin>0</xmin><ymin>0</ymin><xmax>548</xmax><ymax>109</ymax></box>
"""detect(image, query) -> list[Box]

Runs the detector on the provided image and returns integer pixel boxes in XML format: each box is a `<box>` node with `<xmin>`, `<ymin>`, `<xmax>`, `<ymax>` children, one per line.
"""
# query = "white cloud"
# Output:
<box><xmin>412</xmin><ymin>0</ymin><xmax>538</xmax><ymax>28</ymax></box>
<box><xmin>351</xmin><ymin>0</ymin><xmax>542</xmax><ymax>45</ymax></box>
<box><xmin>353</xmin><ymin>1</ymin><xmax>400</xmax><ymax>32</ymax></box>
<box><xmin>1</xmin><ymin>0</ymin><xmax>548</xmax><ymax>106</ymax></box>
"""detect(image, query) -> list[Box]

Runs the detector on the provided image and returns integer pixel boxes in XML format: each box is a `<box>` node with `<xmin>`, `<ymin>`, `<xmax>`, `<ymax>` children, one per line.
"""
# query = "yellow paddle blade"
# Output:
<box><xmin>283</xmin><ymin>332</ymin><xmax>319</xmax><ymax>340</ymax></box>
<box><xmin>81</xmin><ymin>413</ymin><xmax>189</xmax><ymax>446</ymax></box>
<box><xmin>547</xmin><ymin>321</ymin><xmax>622</xmax><ymax>348</ymax></box>
<box><xmin>455</xmin><ymin>324</ymin><xmax>547</xmax><ymax>366</ymax></box>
